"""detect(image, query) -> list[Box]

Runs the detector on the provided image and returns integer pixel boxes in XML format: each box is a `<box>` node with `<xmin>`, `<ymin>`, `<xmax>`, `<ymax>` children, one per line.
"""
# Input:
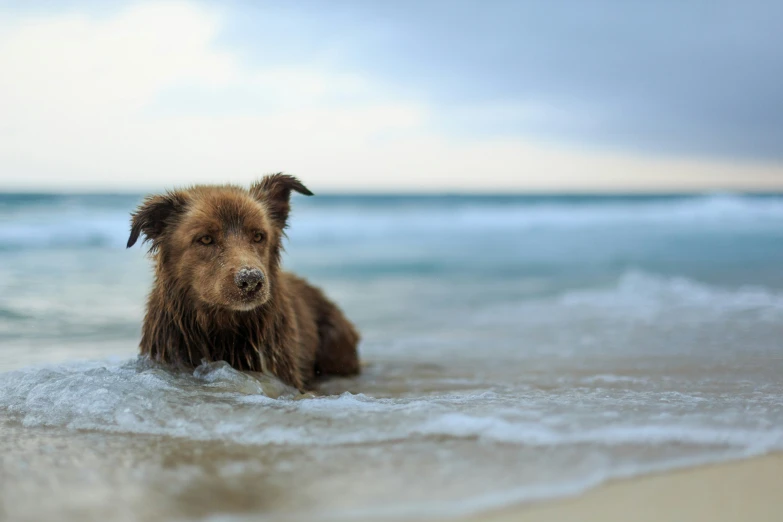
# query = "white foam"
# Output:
<box><xmin>581</xmin><ymin>374</ymin><xmax>647</xmax><ymax>384</ymax></box>
<box><xmin>3</xmin><ymin>356</ymin><xmax>783</xmax><ymax>519</ymax></box>
<box><xmin>477</xmin><ymin>271</ymin><xmax>783</xmax><ymax>327</ymax></box>
<box><xmin>560</xmin><ymin>271</ymin><xmax>783</xmax><ymax>314</ymax></box>
<box><xmin>415</xmin><ymin>413</ymin><xmax>783</xmax><ymax>449</ymax></box>
<box><xmin>292</xmin><ymin>194</ymin><xmax>783</xmax><ymax>235</ymax></box>
<box><xmin>2</xmin><ymin>359</ymin><xmax>782</xmax><ymax>451</ymax></box>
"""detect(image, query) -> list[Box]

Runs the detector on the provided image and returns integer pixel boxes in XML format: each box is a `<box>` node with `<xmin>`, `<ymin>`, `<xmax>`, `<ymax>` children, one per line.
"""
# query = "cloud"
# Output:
<box><xmin>0</xmin><ymin>1</ymin><xmax>781</xmax><ymax>192</ymax></box>
<box><xmin>233</xmin><ymin>0</ymin><xmax>783</xmax><ymax>160</ymax></box>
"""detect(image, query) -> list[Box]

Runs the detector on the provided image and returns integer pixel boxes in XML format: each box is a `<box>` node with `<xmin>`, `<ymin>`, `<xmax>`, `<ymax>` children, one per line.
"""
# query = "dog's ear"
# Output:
<box><xmin>250</xmin><ymin>173</ymin><xmax>313</xmax><ymax>228</ymax></box>
<box><xmin>127</xmin><ymin>191</ymin><xmax>188</xmax><ymax>248</ymax></box>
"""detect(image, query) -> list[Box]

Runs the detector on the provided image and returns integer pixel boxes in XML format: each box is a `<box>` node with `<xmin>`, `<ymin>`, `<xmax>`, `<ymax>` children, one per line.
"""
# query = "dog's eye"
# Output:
<box><xmin>253</xmin><ymin>232</ymin><xmax>265</xmax><ymax>243</ymax></box>
<box><xmin>199</xmin><ymin>235</ymin><xmax>214</xmax><ymax>245</ymax></box>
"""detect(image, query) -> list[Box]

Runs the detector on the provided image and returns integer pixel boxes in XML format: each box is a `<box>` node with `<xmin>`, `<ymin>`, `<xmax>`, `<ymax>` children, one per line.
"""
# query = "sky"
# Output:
<box><xmin>0</xmin><ymin>0</ymin><xmax>782</xmax><ymax>192</ymax></box>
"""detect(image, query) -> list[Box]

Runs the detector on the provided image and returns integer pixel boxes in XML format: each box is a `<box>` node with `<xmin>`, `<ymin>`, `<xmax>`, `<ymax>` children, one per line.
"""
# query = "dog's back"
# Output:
<box><xmin>283</xmin><ymin>272</ymin><xmax>361</xmax><ymax>380</ymax></box>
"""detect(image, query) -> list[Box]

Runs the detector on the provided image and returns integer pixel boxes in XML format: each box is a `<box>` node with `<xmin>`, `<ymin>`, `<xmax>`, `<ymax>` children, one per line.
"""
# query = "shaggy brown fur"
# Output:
<box><xmin>127</xmin><ymin>174</ymin><xmax>360</xmax><ymax>390</ymax></box>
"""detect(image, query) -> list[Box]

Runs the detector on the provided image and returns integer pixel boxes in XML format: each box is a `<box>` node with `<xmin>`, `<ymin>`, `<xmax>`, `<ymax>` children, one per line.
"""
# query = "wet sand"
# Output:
<box><xmin>2</xmin><ymin>421</ymin><xmax>781</xmax><ymax>522</ymax></box>
<box><xmin>466</xmin><ymin>453</ymin><xmax>783</xmax><ymax>522</ymax></box>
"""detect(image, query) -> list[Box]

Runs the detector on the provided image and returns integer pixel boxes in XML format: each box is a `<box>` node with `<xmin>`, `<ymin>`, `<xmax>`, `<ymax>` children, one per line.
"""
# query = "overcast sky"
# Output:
<box><xmin>1</xmin><ymin>0</ymin><xmax>782</xmax><ymax>192</ymax></box>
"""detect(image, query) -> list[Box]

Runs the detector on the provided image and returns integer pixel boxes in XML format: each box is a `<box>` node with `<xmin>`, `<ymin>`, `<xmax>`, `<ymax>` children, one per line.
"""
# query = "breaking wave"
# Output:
<box><xmin>2</xmin><ymin>357</ymin><xmax>782</xmax><ymax>452</ymax></box>
<box><xmin>2</xmin><ymin>193</ymin><xmax>782</xmax><ymax>250</ymax></box>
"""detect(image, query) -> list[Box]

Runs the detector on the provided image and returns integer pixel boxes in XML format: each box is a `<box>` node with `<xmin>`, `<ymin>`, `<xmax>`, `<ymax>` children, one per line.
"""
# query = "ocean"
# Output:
<box><xmin>1</xmin><ymin>193</ymin><xmax>782</xmax><ymax>521</ymax></box>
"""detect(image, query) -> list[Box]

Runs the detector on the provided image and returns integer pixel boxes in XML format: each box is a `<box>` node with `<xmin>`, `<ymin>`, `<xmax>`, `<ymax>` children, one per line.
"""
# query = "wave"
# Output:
<box><xmin>414</xmin><ymin>413</ymin><xmax>783</xmax><ymax>449</ymax></box>
<box><xmin>2</xmin><ymin>349</ymin><xmax>782</xmax><ymax>518</ymax></box>
<box><xmin>289</xmin><ymin>194</ymin><xmax>783</xmax><ymax>245</ymax></box>
<box><xmin>471</xmin><ymin>270</ymin><xmax>783</xmax><ymax>329</ymax></box>
<box><xmin>558</xmin><ymin>271</ymin><xmax>783</xmax><ymax>317</ymax></box>
<box><xmin>1</xmin><ymin>194</ymin><xmax>782</xmax><ymax>250</ymax></box>
<box><xmin>0</xmin><ymin>213</ymin><xmax>132</xmax><ymax>250</ymax></box>
<box><xmin>2</xmin><ymin>359</ymin><xmax>782</xmax><ymax>452</ymax></box>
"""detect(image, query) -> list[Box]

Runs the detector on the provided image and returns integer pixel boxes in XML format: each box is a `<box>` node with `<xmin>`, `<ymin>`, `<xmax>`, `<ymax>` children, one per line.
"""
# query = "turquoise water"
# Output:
<box><xmin>1</xmin><ymin>193</ymin><xmax>782</xmax><ymax>520</ymax></box>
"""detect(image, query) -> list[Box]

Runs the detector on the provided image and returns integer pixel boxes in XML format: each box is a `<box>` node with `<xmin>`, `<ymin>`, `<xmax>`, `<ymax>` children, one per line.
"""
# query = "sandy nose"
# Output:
<box><xmin>234</xmin><ymin>267</ymin><xmax>264</xmax><ymax>291</ymax></box>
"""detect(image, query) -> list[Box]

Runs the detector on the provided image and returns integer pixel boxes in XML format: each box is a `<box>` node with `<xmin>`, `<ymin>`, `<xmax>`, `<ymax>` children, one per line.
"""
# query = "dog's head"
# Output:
<box><xmin>127</xmin><ymin>174</ymin><xmax>312</xmax><ymax>311</ymax></box>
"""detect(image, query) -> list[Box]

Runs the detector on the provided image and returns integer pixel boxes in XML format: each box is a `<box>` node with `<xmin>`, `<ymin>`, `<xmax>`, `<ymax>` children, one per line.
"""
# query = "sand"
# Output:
<box><xmin>465</xmin><ymin>453</ymin><xmax>783</xmax><ymax>522</ymax></box>
<box><xmin>2</xmin><ymin>422</ymin><xmax>781</xmax><ymax>522</ymax></box>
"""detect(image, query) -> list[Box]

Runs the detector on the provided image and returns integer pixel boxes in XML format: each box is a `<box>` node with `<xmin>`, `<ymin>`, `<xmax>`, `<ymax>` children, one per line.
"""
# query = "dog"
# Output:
<box><xmin>126</xmin><ymin>174</ymin><xmax>360</xmax><ymax>390</ymax></box>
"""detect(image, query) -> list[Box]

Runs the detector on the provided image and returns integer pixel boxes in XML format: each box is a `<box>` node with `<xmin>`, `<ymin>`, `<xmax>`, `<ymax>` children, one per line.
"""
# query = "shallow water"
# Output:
<box><xmin>1</xmin><ymin>193</ymin><xmax>783</xmax><ymax>521</ymax></box>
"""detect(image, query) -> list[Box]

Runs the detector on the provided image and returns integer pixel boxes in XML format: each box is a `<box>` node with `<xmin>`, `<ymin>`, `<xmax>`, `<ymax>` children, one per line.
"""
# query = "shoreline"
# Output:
<box><xmin>1</xmin><ymin>422</ymin><xmax>781</xmax><ymax>522</ymax></box>
<box><xmin>462</xmin><ymin>452</ymin><xmax>783</xmax><ymax>522</ymax></box>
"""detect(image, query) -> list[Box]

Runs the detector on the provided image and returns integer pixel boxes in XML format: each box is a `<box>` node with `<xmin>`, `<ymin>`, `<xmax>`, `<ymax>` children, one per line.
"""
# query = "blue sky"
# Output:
<box><xmin>0</xmin><ymin>1</ymin><xmax>782</xmax><ymax>191</ymax></box>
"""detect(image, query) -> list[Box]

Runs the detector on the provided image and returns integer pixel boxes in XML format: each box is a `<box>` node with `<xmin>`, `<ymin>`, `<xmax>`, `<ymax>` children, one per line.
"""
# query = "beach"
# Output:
<box><xmin>2</xmin><ymin>421</ymin><xmax>780</xmax><ymax>522</ymax></box>
<box><xmin>2</xmin><ymin>193</ymin><xmax>783</xmax><ymax>521</ymax></box>
<box><xmin>2</xmin><ymin>0</ymin><xmax>783</xmax><ymax>519</ymax></box>
<box><xmin>468</xmin><ymin>453</ymin><xmax>783</xmax><ymax>522</ymax></box>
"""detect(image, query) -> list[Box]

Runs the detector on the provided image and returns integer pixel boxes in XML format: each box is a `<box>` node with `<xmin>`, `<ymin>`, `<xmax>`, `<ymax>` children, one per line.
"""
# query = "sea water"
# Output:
<box><xmin>1</xmin><ymin>193</ymin><xmax>782</xmax><ymax>521</ymax></box>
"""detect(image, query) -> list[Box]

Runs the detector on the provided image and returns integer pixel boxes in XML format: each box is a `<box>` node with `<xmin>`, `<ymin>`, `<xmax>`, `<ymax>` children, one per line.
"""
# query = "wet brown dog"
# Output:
<box><xmin>127</xmin><ymin>174</ymin><xmax>360</xmax><ymax>390</ymax></box>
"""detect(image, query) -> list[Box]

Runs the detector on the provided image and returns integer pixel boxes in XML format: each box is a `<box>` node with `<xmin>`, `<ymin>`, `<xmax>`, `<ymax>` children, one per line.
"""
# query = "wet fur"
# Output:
<box><xmin>127</xmin><ymin>174</ymin><xmax>360</xmax><ymax>390</ymax></box>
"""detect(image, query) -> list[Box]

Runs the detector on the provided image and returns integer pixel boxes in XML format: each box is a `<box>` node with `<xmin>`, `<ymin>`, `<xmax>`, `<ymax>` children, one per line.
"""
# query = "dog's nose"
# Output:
<box><xmin>234</xmin><ymin>267</ymin><xmax>264</xmax><ymax>291</ymax></box>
